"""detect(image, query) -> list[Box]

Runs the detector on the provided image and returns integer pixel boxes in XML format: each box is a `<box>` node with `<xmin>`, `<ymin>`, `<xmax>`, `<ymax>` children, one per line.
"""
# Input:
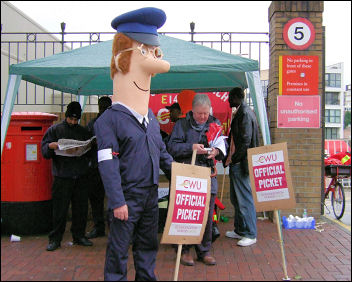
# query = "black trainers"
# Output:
<box><xmin>86</xmin><ymin>228</ymin><xmax>105</xmax><ymax>239</ymax></box>
<box><xmin>46</xmin><ymin>241</ymin><xmax>61</xmax><ymax>251</ymax></box>
<box><xmin>73</xmin><ymin>237</ymin><xmax>93</xmax><ymax>246</ymax></box>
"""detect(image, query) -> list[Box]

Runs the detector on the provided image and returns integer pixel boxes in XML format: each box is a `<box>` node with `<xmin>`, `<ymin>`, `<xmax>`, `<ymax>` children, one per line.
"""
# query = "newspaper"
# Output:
<box><xmin>54</xmin><ymin>136</ymin><xmax>96</xmax><ymax>157</ymax></box>
<box><xmin>209</xmin><ymin>135</ymin><xmax>228</xmax><ymax>156</ymax></box>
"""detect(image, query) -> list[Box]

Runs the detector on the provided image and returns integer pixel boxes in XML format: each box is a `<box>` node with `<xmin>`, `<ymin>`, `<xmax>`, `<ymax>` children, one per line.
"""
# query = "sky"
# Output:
<box><xmin>7</xmin><ymin>1</ymin><xmax>352</xmax><ymax>85</ymax></box>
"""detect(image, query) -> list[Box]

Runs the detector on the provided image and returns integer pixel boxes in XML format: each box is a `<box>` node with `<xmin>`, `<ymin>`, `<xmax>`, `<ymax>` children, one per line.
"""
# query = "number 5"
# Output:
<box><xmin>294</xmin><ymin>27</ymin><xmax>304</xmax><ymax>40</ymax></box>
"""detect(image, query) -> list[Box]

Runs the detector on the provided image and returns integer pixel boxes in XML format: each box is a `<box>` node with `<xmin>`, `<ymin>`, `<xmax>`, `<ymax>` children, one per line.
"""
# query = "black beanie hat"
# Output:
<box><xmin>65</xmin><ymin>101</ymin><xmax>82</xmax><ymax>119</ymax></box>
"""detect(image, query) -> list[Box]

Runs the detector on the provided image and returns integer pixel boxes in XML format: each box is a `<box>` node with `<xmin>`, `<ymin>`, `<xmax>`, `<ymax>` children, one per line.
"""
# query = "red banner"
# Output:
<box><xmin>149</xmin><ymin>92</ymin><xmax>232</xmax><ymax>135</ymax></box>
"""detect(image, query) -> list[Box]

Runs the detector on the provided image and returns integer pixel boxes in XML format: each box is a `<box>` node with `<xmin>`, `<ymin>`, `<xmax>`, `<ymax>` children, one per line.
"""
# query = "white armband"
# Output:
<box><xmin>98</xmin><ymin>148</ymin><xmax>113</xmax><ymax>162</ymax></box>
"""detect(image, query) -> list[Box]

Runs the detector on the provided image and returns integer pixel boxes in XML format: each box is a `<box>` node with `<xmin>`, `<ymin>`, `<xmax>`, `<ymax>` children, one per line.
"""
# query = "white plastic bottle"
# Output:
<box><xmin>302</xmin><ymin>209</ymin><xmax>307</xmax><ymax>218</ymax></box>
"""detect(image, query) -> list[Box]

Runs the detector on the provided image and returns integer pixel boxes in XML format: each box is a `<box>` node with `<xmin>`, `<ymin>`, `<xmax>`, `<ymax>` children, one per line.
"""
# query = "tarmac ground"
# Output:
<box><xmin>1</xmin><ymin>215</ymin><xmax>351</xmax><ymax>281</ymax></box>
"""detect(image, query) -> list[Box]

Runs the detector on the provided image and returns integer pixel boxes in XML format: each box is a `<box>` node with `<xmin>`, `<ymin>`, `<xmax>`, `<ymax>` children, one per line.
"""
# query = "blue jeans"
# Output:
<box><xmin>229</xmin><ymin>163</ymin><xmax>257</xmax><ymax>239</ymax></box>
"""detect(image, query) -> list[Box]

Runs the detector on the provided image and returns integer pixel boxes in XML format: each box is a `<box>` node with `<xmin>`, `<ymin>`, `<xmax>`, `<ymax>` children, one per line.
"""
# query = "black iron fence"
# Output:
<box><xmin>1</xmin><ymin>30</ymin><xmax>269</xmax><ymax>110</ymax></box>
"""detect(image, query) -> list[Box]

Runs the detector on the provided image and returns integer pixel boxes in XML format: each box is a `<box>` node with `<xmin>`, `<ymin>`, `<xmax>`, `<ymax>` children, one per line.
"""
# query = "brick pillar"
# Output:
<box><xmin>268</xmin><ymin>2</ymin><xmax>324</xmax><ymax>217</ymax></box>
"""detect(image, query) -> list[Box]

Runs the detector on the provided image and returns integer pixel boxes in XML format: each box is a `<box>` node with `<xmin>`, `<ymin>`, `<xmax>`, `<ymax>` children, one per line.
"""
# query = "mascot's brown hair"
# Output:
<box><xmin>110</xmin><ymin>33</ymin><xmax>133</xmax><ymax>79</ymax></box>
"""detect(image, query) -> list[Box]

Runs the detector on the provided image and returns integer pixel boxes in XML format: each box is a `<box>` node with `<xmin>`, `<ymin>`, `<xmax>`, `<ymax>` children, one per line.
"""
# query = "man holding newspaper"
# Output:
<box><xmin>41</xmin><ymin>101</ymin><xmax>95</xmax><ymax>251</ymax></box>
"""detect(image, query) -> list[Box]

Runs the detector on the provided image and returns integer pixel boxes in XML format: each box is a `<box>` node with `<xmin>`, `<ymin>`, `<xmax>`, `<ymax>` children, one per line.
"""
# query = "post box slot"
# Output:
<box><xmin>21</xmin><ymin>126</ymin><xmax>42</xmax><ymax>131</ymax></box>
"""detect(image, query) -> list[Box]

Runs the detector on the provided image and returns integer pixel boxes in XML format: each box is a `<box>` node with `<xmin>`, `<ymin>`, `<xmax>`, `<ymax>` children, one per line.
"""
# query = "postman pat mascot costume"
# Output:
<box><xmin>94</xmin><ymin>7</ymin><xmax>173</xmax><ymax>281</ymax></box>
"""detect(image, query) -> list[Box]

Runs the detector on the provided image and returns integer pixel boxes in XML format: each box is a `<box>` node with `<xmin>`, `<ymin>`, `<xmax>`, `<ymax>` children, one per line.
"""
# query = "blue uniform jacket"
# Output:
<box><xmin>167</xmin><ymin>112</ymin><xmax>226</xmax><ymax>194</ymax></box>
<box><xmin>94</xmin><ymin>104</ymin><xmax>173</xmax><ymax>210</ymax></box>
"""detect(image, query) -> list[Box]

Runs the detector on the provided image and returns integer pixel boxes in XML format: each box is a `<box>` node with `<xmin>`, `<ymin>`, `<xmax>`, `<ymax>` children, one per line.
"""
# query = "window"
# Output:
<box><xmin>325</xmin><ymin>92</ymin><xmax>340</xmax><ymax>105</ymax></box>
<box><xmin>325</xmin><ymin>128</ymin><xmax>339</xmax><ymax>139</ymax></box>
<box><xmin>261</xmin><ymin>80</ymin><xmax>268</xmax><ymax>98</ymax></box>
<box><xmin>246</xmin><ymin>92</ymin><xmax>253</xmax><ymax>108</ymax></box>
<box><xmin>325</xmin><ymin>109</ymin><xmax>341</xmax><ymax>123</ymax></box>
<box><xmin>325</xmin><ymin>73</ymin><xmax>341</xmax><ymax>88</ymax></box>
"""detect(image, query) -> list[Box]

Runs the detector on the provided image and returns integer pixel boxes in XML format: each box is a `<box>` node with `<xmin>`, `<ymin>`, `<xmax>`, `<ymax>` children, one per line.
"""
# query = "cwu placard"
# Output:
<box><xmin>248</xmin><ymin>143</ymin><xmax>296</xmax><ymax>212</ymax></box>
<box><xmin>252</xmin><ymin>150</ymin><xmax>289</xmax><ymax>202</ymax></box>
<box><xmin>169</xmin><ymin>175</ymin><xmax>207</xmax><ymax>236</ymax></box>
<box><xmin>161</xmin><ymin>162</ymin><xmax>211</xmax><ymax>245</ymax></box>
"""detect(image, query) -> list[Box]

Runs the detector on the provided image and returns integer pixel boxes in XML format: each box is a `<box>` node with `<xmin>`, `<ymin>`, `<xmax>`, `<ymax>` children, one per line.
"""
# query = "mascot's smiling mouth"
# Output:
<box><xmin>133</xmin><ymin>81</ymin><xmax>149</xmax><ymax>92</ymax></box>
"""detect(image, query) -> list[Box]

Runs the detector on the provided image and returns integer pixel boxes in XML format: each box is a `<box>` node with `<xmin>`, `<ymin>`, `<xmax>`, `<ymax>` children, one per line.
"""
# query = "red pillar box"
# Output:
<box><xmin>1</xmin><ymin>112</ymin><xmax>57</xmax><ymax>235</ymax></box>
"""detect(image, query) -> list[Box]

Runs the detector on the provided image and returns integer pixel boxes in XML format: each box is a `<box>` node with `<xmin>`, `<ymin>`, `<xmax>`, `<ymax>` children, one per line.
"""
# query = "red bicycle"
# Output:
<box><xmin>324</xmin><ymin>164</ymin><xmax>350</xmax><ymax>219</ymax></box>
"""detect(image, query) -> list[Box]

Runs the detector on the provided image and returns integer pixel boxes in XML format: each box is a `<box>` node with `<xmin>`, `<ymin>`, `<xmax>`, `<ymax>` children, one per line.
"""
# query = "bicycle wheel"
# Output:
<box><xmin>331</xmin><ymin>182</ymin><xmax>345</xmax><ymax>220</ymax></box>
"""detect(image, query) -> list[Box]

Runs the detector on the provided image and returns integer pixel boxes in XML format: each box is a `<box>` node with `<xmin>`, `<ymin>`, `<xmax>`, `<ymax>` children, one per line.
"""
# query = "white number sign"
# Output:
<box><xmin>283</xmin><ymin>18</ymin><xmax>315</xmax><ymax>50</ymax></box>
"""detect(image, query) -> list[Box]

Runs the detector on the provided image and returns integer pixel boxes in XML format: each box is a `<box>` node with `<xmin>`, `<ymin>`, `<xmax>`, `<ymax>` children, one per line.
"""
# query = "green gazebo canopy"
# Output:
<box><xmin>2</xmin><ymin>34</ymin><xmax>270</xmax><ymax>156</ymax></box>
<box><xmin>8</xmin><ymin>34</ymin><xmax>258</xmax><ymax>95</ymax></box>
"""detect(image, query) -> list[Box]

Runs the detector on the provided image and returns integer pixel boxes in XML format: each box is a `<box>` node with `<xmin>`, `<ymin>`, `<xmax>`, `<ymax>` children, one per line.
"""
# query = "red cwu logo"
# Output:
<box><xmin>258</xmin><ymin>154</ymin><xmax>278</xmax><ymax>164</ymax></box>
<box><xmin>180</xmin><ymin>180</ymin><xmax>202</xmax><ymax>190</ymax></box>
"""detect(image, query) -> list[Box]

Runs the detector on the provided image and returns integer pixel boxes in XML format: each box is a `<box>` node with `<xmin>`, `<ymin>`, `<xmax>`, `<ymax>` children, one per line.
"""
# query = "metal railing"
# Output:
<box><xmin>1</xmin><ymin>29</ymin><xmax>269</xmax><ymax>111</ymax></box>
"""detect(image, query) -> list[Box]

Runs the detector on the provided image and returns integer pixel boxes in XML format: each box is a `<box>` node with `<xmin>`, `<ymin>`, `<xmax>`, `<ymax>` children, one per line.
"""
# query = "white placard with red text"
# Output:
<box><xmin>161</xmin><ymin>162</ymin><xmax>211</xmax><ymax>245</ymax></box>
<box><xmin>252</xmin><ymin>150</ymin><xmax>289</xmax><ymax>202</ymax></box>
<box><xmin>248</xmin><ymin>143</ymin><xmax>296</xmax><ymax>212</ymax></box>
<box><xmin>169</xmin><ymin>175</ymin><xmax>207</xmax><ymax>236</ymax></box>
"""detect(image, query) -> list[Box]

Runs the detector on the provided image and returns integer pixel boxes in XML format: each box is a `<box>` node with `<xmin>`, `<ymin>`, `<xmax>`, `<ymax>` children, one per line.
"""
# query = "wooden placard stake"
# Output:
<box><xmin>274</xmin><ymin>209</ymin><xmax>291</xmax><ymax>281</ymax></box>
<box><xmin>173</xmin><ymin>149</ymin><xmax>197</xmax><ymax>281</ymax></box>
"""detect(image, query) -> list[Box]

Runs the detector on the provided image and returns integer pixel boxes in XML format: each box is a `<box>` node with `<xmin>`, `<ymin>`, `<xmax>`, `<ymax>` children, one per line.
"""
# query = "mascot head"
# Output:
<box><xmin>110</xmin><ymin>7</ymin><xmax>170</xmax><ymax>115</ymax></box>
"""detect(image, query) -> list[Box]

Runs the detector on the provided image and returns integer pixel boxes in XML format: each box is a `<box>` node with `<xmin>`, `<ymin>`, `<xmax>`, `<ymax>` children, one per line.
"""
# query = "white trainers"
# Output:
<box><xmin>237</xmin><ymin>237</ymin><xmax>257</xmax><ymax>247</ymax></box>
<box><xmin>225</xmin><ymin>230</ymin><xmax>243</xmax><ymax>239</ymax></box>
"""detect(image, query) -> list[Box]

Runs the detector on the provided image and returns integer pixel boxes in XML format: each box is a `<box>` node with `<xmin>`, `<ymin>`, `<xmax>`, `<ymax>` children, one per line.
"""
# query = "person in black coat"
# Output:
<box><xmin>224</xmin><ymin>87</ymin><xmax>259</xmax><ymax>247</ymax></box>
<box><xmin>86</xmin><ymin>96</ymin><xmax>112</xmax><ymax>239</ymax></box>
<box><xmin>41</xmin><ymin>101</ymin><xmax>94</xmax><ymax>251</ymax></box>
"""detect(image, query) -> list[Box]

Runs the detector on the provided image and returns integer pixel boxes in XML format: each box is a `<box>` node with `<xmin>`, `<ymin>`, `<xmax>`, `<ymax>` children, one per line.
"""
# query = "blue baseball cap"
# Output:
<box><xmin>111</xmin><ymin>7</ymin><xmax>166</xmax><ymax>46</ymax></box>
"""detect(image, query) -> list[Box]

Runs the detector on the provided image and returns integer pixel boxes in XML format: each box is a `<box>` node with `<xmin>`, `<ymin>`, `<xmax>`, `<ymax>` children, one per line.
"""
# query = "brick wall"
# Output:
<box><xmin>268</xmin><ymin>1</ymin><xmax>324</xmax><ymax>217</ymax></box>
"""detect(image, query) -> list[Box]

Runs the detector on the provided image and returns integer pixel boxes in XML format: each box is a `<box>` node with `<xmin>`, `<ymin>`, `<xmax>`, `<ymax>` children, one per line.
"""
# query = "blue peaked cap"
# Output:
<box><xmin>111</xmin><ymin>7</ymin><xmax>166</xmax><ymax>46</ymax></box>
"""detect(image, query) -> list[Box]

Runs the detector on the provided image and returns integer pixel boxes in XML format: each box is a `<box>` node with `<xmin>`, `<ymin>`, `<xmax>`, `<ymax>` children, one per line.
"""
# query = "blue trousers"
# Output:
<box><xmin>229</xmin><ymin>163</ymin><xmax>257</xmax><ymax>239</ymax></box>
<box><xmin>104</xmin><ymin>186</ymin><xmax>159</xmax><ymax>281</ymax></box>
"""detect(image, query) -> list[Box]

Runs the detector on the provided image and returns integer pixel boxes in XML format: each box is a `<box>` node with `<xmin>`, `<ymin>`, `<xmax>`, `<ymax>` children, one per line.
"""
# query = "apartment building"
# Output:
<box><xmin>343</xmin><ymin>84</ymin><xmax>351</xmax><ymax>143</ymax></box>
<box><xmin>325</xmin><ymin>62</ymin><xmax>345</xmax><ymax>139</ymax></box>
<box><xmin>344</xmin><ymin>84</ymin><xmax>351</xmax><ymax>112</ymax></box>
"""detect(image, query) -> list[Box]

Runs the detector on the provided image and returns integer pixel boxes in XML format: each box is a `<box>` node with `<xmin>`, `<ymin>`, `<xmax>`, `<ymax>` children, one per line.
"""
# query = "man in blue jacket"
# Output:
<box><xmin>41</xmin><ymin>101</ymin><xmax>93</xmax><ymax>251</ymax></box>
<box><xmin>94</xmin><ymin>7</ymin><xmax>173</xmax><ymax>281</ymax></box>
